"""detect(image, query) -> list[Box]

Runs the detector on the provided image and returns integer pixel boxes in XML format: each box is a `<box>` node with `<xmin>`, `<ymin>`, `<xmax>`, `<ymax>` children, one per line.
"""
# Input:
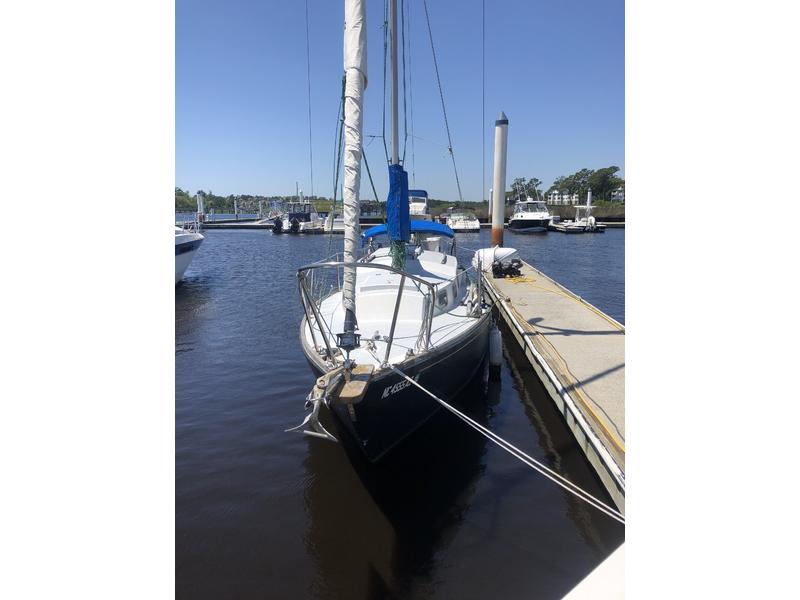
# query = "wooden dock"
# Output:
<box><xmin>482</xmin><ymin>261</ymin><xmax>625</xmax><ymax>511</ymax></box>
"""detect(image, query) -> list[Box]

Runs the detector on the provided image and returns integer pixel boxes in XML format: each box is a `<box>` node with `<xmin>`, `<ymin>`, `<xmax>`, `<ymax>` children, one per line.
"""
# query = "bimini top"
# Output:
<box><xmin>408</xmin><ymin>190</ymin><xmax>428</xmax><ymax>199</ymax></box>
<box><xmin>361</xmin><ymin>221</ymin><xmax>454</xmax><ymax>245</ymax></box>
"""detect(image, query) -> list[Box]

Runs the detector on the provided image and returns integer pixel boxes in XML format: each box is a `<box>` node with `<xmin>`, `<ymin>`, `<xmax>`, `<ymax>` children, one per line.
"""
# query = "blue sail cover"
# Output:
<box><xmin>361</xmin><ymin>220</ymin><xmax>455</xmax><ymax>244</ymax></box>
<box><xmin>386</xmin><ymin>164</ymin><xmax>411</xmax><ymax>242</ymax></box>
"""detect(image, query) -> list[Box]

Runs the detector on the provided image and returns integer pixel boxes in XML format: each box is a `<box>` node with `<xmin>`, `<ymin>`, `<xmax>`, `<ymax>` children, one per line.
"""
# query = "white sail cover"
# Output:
<box><xmin>342</xmin><ymin>0</ymin><xmax>367</xmax><ymax>317</ymax></box>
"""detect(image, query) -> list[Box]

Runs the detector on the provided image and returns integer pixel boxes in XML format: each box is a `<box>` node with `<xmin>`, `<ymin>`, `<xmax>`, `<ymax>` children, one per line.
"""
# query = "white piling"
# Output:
<box><xmin>491</xmin><ymin>112</ymin><xmax>508</xmax><ymax>247</ymax></box>
<box><xmin>196</xmin><ymin>192</ymin><xmax>205</xmax><ymax>223</ymax></box>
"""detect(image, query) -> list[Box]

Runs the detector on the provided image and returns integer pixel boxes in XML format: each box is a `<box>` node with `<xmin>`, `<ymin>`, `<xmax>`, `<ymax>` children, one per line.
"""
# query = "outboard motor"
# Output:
<box><xmin>290</xmin><ymin>217</ymin><xmax>301</xmax><ymax>233</ymax></box>
<box><xmin>273</xmin><ymin>216</ymin><xmax>283</xmax><ymax>233</ymax></box>
<box><xmin>491</xmin><ymin>257</ymin><xmax>522</xmax><ymax>279</ymax></box>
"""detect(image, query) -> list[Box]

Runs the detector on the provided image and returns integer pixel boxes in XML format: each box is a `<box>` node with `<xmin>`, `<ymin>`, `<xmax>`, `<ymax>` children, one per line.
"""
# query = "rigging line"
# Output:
<box><xmin>382</xmin><ymin>361</ymin><xmax>625</xmax><ymax>525</ymax></box>
<box><xmin>332</xmin><ymin>76</ymin><xmax>345</xmax><ymax>198</ymax></box>
<box><xmin>482</xmin><ymin>0</ymin><xmax>485</xmax><ymax>203</ymax></box>
<box><xmin>327</xmin><ymin>75</ymin><xmax>346</xmax><ymax>258</ymax></box>
<box><xmin>362</xmin><ymin>148</ymin><xmax>381</xmax><ymax>205</ymax></box>
<box><xmin>304</xmin><ymin>0</ymin><xmax>314</xmax><ymax>197</ymax></box>
<box><xmin>407</xmin><ymin>0</ymin><xmax>416</xmax><ymax>186</ymax></box>
<box><xmin>422</xmin><ymin>0</ymin><xmax>464</xmax><ymax>203</ymax></box>
<box><xmin>408</xmin><ymin>134</ymin><xmax>450</xmax><ymax>149</ymax></box>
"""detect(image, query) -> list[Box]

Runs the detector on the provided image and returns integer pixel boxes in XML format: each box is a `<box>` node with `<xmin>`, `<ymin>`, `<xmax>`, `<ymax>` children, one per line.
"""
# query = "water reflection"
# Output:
<box><xmin>302</xmin><ymin>367</ymin><xmax>492</xmax><ymax>599</ymax></box>
<box><xmin>501</xmin><ymin>325</ymin><xmax>624</xmax><ymax>554</ymax></box>
<box><xmin>176</xmin><ymin>229</ymin><xmax>626</xmax><ymax>598</ymax></box>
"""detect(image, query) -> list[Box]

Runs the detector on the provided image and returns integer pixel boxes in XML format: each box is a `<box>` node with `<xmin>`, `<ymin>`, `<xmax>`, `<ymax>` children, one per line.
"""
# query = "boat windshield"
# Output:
<box><xmin>287</xmin><ymin>203</ymin><xmax>313</xmax><ymax>213</ymax></box>
<box><xmin>516</xmin><ymin>202</ymin><xmax>547</xmax><ymax>213</ymax></box>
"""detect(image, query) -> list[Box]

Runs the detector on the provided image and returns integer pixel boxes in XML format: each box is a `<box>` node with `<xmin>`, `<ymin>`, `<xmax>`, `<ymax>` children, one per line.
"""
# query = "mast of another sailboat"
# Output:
<box><xmin>341</xmin><ymin>0</ymin><xmax>367</xmax><ymax>342</ymax></box>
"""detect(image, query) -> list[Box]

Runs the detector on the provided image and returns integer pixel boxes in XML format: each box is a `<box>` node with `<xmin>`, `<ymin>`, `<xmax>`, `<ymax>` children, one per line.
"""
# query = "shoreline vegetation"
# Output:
<box><xmin>176</xmin><ymin>166</ymin><xmax>625</xmax><ymax>221</ymax></box>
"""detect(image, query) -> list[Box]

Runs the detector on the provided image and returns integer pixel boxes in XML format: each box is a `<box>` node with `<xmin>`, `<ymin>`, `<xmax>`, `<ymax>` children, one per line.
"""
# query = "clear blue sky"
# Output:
<box><xmin>176</xmin><ymin>0</ymin><xmax>624</xmax><ymax>201</ymax></box>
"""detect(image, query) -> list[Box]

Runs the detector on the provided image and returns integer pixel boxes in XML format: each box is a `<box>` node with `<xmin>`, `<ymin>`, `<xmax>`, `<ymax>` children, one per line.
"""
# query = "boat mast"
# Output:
<box><xmin>390</xmin><ymin>0</ymin><xmax>399</xmax><ymax>166</ymax></box>
<box><xmin>342</xmin><ymin>0</ymin><xmax>367</xmax><ymax>339</ymax></box>
<box><xmin>386</xmin><ymin>0</ymin><xmax>410</xmax><ymax>268</ymax></box>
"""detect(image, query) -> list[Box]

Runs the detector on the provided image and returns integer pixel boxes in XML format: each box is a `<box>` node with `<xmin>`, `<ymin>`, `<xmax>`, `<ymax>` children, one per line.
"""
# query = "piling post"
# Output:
<box><xmin>491</xmin><ymin>112</ymin><xmax>508</xmax><ymax>247</ymax></box>
<box><xmin>195</xmin><ymin>192</ymin><xmax>205</xmax><ymax>223</ymax></box>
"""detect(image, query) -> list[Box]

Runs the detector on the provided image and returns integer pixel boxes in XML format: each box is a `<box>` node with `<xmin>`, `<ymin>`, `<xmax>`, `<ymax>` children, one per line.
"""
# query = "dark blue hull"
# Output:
<box><xmin>509</xmin><ymin>218</ymin><xmax>549</xmax><ymax>232</ymax></box>
<box><xmin>307</xmin><ymin>313</ymin><xmax>491</xmax><ymax>462</ymax></box>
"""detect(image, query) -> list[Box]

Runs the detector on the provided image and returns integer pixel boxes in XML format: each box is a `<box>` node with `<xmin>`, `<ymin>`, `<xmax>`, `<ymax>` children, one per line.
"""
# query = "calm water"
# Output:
<box><xmin>176</xmin><ymin>228</ymin><xmax>625</xmax><ymax>599</ymax></box>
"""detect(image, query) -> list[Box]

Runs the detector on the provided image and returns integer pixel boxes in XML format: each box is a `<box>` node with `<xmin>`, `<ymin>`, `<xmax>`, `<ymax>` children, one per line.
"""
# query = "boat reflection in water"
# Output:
<box><xmin>500</xmin><ymin>325</ymin><xmax>624</xmax><ymax>561</ymax></box>
<box><xmin>300</xmin><ymin>331</ymin><xmax>624</xmax><ymax>598</ymax></box>
<box><xmin>301</xmin><ymin>363</ymin><xmax>493</xmax><ymax>599</ymax></box>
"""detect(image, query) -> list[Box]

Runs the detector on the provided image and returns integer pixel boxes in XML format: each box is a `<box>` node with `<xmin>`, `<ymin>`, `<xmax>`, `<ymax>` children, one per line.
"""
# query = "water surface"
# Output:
<box><xmin>176</xmin><ymin>228</ymin><xmax>625</xmax><ymax>599</ymax></box>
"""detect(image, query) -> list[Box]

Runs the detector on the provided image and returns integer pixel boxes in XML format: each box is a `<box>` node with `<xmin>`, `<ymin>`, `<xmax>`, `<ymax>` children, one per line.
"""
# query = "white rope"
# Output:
<box><xmin>383</xmin><ymin>361</ymin><xmax>626</xmax><ymax>524</ymax></box>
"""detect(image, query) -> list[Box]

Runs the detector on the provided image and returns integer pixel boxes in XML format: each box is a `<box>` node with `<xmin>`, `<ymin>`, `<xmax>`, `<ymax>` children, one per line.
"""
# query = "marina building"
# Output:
<box><xmin>546</xmin><ymin>191</ymin><xmax>580</xmax><ymax>205</ymax></box>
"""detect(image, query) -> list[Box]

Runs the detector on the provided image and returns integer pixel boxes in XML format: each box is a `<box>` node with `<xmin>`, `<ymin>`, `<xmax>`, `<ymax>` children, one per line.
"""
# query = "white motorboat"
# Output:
<box><xmin>559</xmin><ymin>188</ymin><xmax>606</xmax><ymax>233</ymax></box>
<box><xmin>273</xmin><ymin>193</ymin><xmax>324</xmax><ymax>234</ymax></box>
<box><xmin>175</xmin><ymin>224</ymin><xmax>204</xmax><ymax>284</ymax></box>
<box><xmin>290</xmin><ymin>0</ymin><xmax>493</xmax><ymax>461</ymax></box>
<box><xmin>446</xmin><ymin>210</ymin><xmax>481</xmax><ymax>233</ymax></box>
<box><xmin>323</xmin><ymin>211</ymin><xmax>345</xmax><ymax>233</ymax></box>
<box><xmin>409</xmin><ymin>189</ymin><xmax>433</xmax><ymax>221</ymax></box>
<box><xmin>509</xmin><ymin>197</ymin><xmax>552</xmax><ymax>233</ymax></box>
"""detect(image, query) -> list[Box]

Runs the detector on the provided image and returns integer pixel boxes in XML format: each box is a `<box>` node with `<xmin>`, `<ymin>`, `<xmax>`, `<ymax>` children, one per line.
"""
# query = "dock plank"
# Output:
<box><xmin>484</xmin><ymin>261</ymin><xmax>625</xmax><ymax>506</ymax></box>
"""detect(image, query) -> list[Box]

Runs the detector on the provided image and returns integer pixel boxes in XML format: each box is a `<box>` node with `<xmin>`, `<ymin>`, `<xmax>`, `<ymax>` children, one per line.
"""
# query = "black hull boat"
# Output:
<box><xmin>508</xmin><ymin>198</ymin><xmax>552</xmax><ymax>233</ymax></box>
<box><xmin>288</xmin><ymin>0</ymin><xmax>495</xmax><ymax>467</ymax></box>
<box><xmin>509</xmin><ymin>218</ymin><xmax>550</xmax><ymax>233</ymax></box>
<box><xmin>302</xmin><ymin>311</ymin><xmax>491</xmax><ymax>461</ymax></box>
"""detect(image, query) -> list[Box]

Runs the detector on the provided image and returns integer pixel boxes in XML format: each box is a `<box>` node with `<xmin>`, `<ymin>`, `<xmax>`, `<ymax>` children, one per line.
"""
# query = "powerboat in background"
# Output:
<box><xmin>559</xmin><ymin>188</ymin><xmax>606</xmax><ymax>233</ymax></box>
<box><xmin>409</xmin><ymin>190</ymin><xmax>432</xmax><ymax>221</ymax></box>
<box><xmin>175</xmin><ymin>224</ymin><xmax>204</xmax><ymax>284</ymax></box>
<box><xmin>324</xmin><ymin>211</ymin><xmax>345</xmax><ymax>233</ymax></box>
<box><xmin>509</xmin><ymin>197</ymin><xmax>552</xmax><ymax>233</ymax></box>
<box><xmin>446</xmin><ymin>210</ymin><xmax>480</xmax><ymax>233</ymax></box>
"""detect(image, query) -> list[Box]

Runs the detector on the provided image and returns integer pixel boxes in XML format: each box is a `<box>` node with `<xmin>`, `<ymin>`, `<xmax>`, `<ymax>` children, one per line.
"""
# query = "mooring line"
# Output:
<box><xmin>384</xmin><ymin>363</ymin><xmax>625</xmax><ymax>524</ymax></box>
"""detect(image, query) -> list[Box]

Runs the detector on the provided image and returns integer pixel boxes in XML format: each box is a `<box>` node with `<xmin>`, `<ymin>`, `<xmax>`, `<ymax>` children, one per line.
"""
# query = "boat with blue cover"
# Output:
<box><xmin>291</xmin><ymin>0</ymin><xmax>492</xmax><ymax>461</ymax></box>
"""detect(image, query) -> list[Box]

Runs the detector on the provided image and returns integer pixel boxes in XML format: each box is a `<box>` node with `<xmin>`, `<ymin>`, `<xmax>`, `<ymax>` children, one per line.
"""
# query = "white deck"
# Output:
<box><xmin>302</xmin><ymin>247</ymin><xmax>485</xmax><ymax>368</ymax></box>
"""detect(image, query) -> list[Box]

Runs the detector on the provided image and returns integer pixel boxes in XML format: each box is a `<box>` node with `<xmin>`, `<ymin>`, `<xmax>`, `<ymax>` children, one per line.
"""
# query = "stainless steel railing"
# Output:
<box><xmin>297</xmin><ymin>261</ymin><xmax>438</xmax><ymax>364</ymax></box>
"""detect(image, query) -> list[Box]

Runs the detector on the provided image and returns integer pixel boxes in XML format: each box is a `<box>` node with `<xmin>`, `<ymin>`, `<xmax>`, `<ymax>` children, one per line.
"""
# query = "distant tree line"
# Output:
<box><xmin>176</xmin><ymin>166</ymin><xmax>624</xmax><ymax>214</ymax></box>
<box><xmin>547</xmin><ymin>166</ymin><xmax>624</xmax><ymax>202</ymax></box>
<box><xmin>175</xmin><ymin>187</ymin><xmax>335</xmax><ymax>213</ymax></box>
<box><xmin>505</xmin><ymin>167</ymin><xmax>624</xmax><ymax>204</ymax></box>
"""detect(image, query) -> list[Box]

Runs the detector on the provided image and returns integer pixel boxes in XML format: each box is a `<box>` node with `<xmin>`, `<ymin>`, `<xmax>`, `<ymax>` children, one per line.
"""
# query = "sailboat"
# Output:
<box><xmin>273</xmin><ymin>186</ymin><xmax>324</xmax><ymax>234</ymax></box>
<box><xmin>291</xmin><ymin>0</ymin><xmax>492</xmax><ymax>461</ymax></box>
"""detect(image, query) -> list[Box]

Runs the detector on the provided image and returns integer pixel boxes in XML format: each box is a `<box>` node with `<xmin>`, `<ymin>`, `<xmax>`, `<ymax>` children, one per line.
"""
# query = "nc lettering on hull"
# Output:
<box><xmin>381</xmin><ymin>374</ymin><xmax>421</xmax><ymax>399</ymax></box>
